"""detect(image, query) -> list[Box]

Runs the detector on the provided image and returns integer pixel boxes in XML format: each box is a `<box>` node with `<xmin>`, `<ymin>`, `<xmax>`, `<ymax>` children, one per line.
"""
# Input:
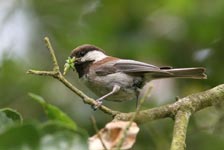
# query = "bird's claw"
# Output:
<box><xmin>91</xmin><ymin>99</ymin><xmax>103</xmax><ymax>111</ymax></box>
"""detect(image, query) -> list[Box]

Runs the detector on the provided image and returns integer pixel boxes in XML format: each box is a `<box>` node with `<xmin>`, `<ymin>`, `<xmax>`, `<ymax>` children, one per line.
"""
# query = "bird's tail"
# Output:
<box><xmin>151</xmin><ymin>67</ymin><xmax>207</xmax><ymax>79</ymax></box>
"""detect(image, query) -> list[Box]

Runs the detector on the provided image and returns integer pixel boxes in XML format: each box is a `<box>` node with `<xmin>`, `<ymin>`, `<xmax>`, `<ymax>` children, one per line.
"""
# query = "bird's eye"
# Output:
<box><xmin>79</xmin><ymin>51</ymin><xmax>86</xmax><ymax>57</ymax></box>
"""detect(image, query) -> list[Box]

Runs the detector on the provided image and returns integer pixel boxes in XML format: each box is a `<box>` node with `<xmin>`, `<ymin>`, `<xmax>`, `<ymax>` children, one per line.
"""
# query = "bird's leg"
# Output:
<box><xmin>92</xmin><ymin>85</ymin><xmax>120</xmax><ymax>110</ymax></box>
<box><xmin>135</xmin><ymin>88</ymin><xmax>141</xmax><ymax>108</ymax></box>
<box><xmin>135</xmin><ymin>84</ymin><xmax>153</xmax><ymax>108</ymax></box>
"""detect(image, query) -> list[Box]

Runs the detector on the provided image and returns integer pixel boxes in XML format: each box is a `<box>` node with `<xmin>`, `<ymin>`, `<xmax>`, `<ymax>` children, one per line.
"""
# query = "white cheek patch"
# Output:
<box><xmin>81</xmin><ymin>50</ymin><xmax>107</xmax><ymax>62</ymax></box>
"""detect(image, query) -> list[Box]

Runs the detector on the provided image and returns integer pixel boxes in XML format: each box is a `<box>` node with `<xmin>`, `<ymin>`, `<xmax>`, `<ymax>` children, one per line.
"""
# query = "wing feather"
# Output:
<box><xmin>95</xmin><ymin>59</ymin><xmax>172</xmax><ymax>76</ymax></box>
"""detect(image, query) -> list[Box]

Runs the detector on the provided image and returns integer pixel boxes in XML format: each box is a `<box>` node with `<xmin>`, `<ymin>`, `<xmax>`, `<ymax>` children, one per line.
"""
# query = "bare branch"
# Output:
<box><xmin>44</xmin><ymin>37</ymin><xmax>60</xmax><ymax>72</ymax></box>
<box><xmin>114</xmin><ymin>84</ymin><xmax>224</xmax><ymax>124</ymax></box>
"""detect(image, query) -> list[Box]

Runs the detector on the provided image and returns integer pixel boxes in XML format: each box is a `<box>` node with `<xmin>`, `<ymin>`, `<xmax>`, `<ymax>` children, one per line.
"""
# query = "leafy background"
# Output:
<box><xmin>0</xmin><ymin>0</ymin><xmax>224</xmax><ymax>149</ymax></box>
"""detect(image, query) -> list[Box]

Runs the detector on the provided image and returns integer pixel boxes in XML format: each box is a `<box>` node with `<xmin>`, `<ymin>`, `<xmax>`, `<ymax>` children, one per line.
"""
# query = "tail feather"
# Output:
<box><xmin>151</xmin><ymin>67</ymin><xmax>207</xmax><ymax>79</ymax></box>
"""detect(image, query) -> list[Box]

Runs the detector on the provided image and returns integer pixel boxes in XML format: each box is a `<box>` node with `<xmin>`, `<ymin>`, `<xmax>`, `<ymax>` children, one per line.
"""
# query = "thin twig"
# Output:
<box><xmin>44</xmin><ymin>37</ymin><xmax>60</xmax><ymax>72</ymax></box>
<box><xmin>91</xmin><ymin>116</ymin><xmax>108</xmax><ymax>150</ymax></box>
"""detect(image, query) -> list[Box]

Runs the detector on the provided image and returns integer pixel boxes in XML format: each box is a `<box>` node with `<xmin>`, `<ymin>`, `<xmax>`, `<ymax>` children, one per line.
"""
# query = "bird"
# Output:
<box><xmin>64</xmin><ymin>44</ymin><xmax>207</xmax><ymax>110</ymax></box>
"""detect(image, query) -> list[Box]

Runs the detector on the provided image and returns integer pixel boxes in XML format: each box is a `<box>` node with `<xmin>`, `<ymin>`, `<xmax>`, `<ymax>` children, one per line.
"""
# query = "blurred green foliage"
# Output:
<box><xmin>0</xmin><ymin>95</ymin><xmax>87</xmax><ymax>150</ymax></box>
<box><xmin>1</xmin><ymin>0</ymin><xmax>224</xmax><ymax>149</ymax></box>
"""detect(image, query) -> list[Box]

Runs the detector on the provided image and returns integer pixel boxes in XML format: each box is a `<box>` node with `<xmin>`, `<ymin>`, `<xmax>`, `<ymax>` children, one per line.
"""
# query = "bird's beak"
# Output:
<box><xmin>63</xmin><ymin>57</ymin><xmax>76</xmax><ymax>75</ymax></box>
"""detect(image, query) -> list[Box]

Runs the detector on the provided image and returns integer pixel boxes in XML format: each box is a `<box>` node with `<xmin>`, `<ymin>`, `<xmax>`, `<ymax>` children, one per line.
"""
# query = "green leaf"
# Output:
<box><xmin>41</xmin><ymin>120</ymin><xmax>86</xmax><ymax>134</ymax></box>
<box><xmin>0</xmin><ymin>108</ymin><xmax>23</xmax><ymax>133</ymax></box>
<box><xmin>0</xmin><ymin>108</ymin><xmax>23</xmax><ymax>123</ymax></box>
<box><xmin>28</xmin><ymin>93</ymin><xmax>77</xmax><ymax>131</ymax></box>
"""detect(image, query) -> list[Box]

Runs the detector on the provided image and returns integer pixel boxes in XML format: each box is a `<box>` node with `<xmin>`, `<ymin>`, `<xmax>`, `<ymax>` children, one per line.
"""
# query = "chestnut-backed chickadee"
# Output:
<box><xmin>64</xmin><ymin>44</ymin><xmax>206</xmax><ymax>109</ymax></box>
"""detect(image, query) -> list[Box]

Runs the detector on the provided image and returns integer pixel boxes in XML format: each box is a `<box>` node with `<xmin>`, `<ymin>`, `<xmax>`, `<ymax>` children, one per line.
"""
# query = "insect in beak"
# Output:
<box><xmin>63</xmin><ymin>57</ymin><xmax>76</xmax><ymax>75</ymax></box>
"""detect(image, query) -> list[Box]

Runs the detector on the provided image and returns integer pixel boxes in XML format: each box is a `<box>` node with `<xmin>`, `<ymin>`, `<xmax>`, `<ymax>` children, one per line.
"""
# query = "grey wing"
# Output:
<box><xmin>114</xmin><ymin>60</ymin><xmax>160</xmax><ymax>72</ymax></box>
<box><xmin>95</xmin><ymin>59</ymin><xmax>173</xmax><ymax>77</ymax></box>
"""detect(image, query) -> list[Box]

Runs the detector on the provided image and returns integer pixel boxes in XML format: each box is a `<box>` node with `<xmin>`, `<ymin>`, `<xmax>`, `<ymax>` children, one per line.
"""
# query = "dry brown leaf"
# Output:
<box><xmin>89</xmin><ymin>121</ymin><xmax>140</xmax><ymax>150</ymax></box>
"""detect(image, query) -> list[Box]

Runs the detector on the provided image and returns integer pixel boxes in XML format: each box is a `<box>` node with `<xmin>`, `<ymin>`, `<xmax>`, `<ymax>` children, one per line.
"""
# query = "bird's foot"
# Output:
<box><xmin>91</xmin><ymin>99</ymin><xmax>103</xmax><ymax>111</ymax></box>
